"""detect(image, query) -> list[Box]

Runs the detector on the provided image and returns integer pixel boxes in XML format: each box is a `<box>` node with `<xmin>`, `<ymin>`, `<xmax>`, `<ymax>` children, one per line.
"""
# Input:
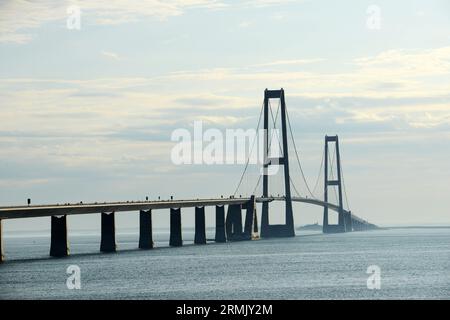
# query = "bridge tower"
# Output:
<box><xmin>323</xmin><ymin>135</ymin><xmax>352</xmax><ymax>233</ymax></box>
<box><xmin>261</xmin><ymin>89</ymin><xmax>295</xmax><ymax>238</ymax></box>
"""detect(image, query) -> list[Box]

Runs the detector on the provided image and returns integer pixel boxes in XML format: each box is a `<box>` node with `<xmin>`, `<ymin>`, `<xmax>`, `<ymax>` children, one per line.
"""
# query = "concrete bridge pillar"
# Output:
<box><xmin>139</xmin><ymin>210</ymin><xmax>153</xmax><ymax>249</ymax></box>
<box><xmin>322</xmin><ymin>207</ymin><xmax>329</xmax><ymax>233</ymax></box>
<box><xmin>226</xmin><ymin>197</ymin><xmax>259</xmax><ymax>241</ymax></box>
<box><xmin>0</xmin><ymin>219</ymin><xmax>3</xmax><ymax>263</ymax></box>
<box><xmin>170</xmin><ymin>208</ymin><xmax>182</xmax><ymax>247</ymax></box>
<box><xmin>244</xmin><ymin>196</ymin><xmax>258</xmax><ymax>240</ymax></box>
<box><xmin>50</xmin><ymin>215</ymin><xmax>69</xmax><ymax>257</ymax></box>
<box><xmin>226</xmin><ymin>204</ymin><xmax>243</xmax><ymax>241</ymax></box>
<box><xmin>100</xmin><ymin>212</ymin><xmax>116</xmax><ymax>252</ymax></box>
<box><xmin>215</xmin><ymin>205</ymin><xmax>226</xmax><ymax>243</ymax></box>
<box><xmin>345</xmin><ymin>212</ymin><xmax>353</xmax><ymax>232</ymax></box>
<box><xmin>194</xmin><ymin>207</ymin><xmax>206</xmax><ymax>245</ymax></box>
<box><xmin>338</xmin><ymin>210</ymin><xmax>347</xmax><ymax>232</ymax></box>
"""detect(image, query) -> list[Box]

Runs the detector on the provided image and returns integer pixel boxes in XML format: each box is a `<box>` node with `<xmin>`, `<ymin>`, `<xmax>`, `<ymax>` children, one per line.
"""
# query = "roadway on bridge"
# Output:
<box><xmin>0</xmin><ymin>196</ymin><xmax>368</xmax><ymax>224</ymax></box>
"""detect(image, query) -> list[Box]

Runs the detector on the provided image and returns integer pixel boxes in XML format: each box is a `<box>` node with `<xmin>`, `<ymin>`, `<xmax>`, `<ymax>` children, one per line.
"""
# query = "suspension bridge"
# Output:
<box><xmin>0</xmin><ymin>89</ymin><xmax>377</xmax><ymax>262</ymax></box>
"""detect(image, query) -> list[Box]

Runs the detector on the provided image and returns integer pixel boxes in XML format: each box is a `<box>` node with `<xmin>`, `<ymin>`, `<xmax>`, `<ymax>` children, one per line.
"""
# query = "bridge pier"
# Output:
<box><xmin>244</xmin><ymin>196</ymin><xmax>258</xmax><ymax>240</ymax></box>
<box><xmin>344</xmin><ymin>211</ymin><xmax>353</xmax><ymax>232</ymax></box>
<box><xmin>323</xmin><ymin>209</ymin><xmax>346</xmax><ymax>233</ymax></box>
<box><xmin>139</xmin><ymin>210</ymin><xmax>153</xmax><ymax>249</ymax></box>
<box><xmin>322</xmin><ymin>206</ymin><xmax>329</xmax><ymax>233</ymax></box>
<box><xmin>100</xmin><ymin>212</ymin><xmax>116</xmax><ymax>253</ymax></box>
<box><xmin>226</xmin><ymin>204</ymin><xmax>243</xmax><ymax>241</ymax></box>
<box><xmin>194</xmin><ymin>207</ymin><xmax>206</xmax><ymax>245</ymax></box>
<box><xmin>339</xmin><ymin>210</ymin><xmax>347</xmax><ymax>232</ymax></box>
<box><xmin>169</xmin><ymin>208</ymin><xmax>182</xmax><ymax>247</ymax></box>
<box><xmin>0</xmin><ymin>219</ymin><xmax>3</xmax><ymax>263</ymax></box>
<box><xmin>215</xmin><ymin>205</ymin><xmax>226</xmax><ymax>243</ymax></box>
<box><xmin>226</xmin><ymin>197</ymin><xmax>258</xmax><ymax>241</ymax></box>
<box><xmin>50</xmin><ymin>215</ymin><xmax>69</xmax><ymax>257</ymax></box>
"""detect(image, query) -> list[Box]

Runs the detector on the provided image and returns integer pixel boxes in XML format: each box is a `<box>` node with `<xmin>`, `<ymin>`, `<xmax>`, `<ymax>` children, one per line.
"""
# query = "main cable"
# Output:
<box><xmin>233</xmin><ymin>100</ymin><xmax>264</xmax><ymax>197</ymax></box>
<box><xmin>311</xmin><ymin>147</ymin><xmax>325</xmax><ymax>198</ymax></box>
<box><xmin>286</xmin><ymin>107</ymin><xmax>316</xmax><ymax>199</ymax></box>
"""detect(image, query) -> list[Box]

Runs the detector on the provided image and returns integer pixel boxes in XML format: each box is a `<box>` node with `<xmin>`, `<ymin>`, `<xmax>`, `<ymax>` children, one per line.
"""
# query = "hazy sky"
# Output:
<box><xmin>0</xmin><ymin>0</ymin><xmax>449</xmax><ymax>233</ymax></box>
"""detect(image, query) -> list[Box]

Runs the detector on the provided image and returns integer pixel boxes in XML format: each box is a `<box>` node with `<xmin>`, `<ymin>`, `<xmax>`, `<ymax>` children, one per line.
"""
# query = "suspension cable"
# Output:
<box><xmin>254</xmin><ymin>99</ymin><xmax>310</xmax><ymax>199</ymax></box>
<box><xmin>290</xmin><ymin>176</ymin><xmax>302</xmax><ymax>197</ymax></box>
<box><xmin>268</xmin><ymin>99</ymin><xmax>303</xmax><ymax>199</ymax></box>
<box><xmin>251</xmin><ymin>98</ymin><xmax>280</xmax><ymax>195</ymax></box>
<box><xmin>246</xmin><ymin>96</ymin><xmax>352</xmax><ymax>210</ymax></box>
<box><xmin>285</xmin><ymin>108</ymin><xmax>316</xmax><ymax>199</ymax></box>
<box><xmin>233</xmin><ymin>100</ymin><xmax>264</xmax><ymax>196</ymax></box>
<box><xmin>311</xmin><ymin>147</ymin><xmax>325</xmax><ymax>198</ymax></box>
<box><xmin>340</xmin><ymin>149</ymin><xmax>351</xmax><ymax>210</ymax></box>
<box><xmin>252</xmin><ymin>97</ymin><xmax>281</xmax><ymax>195</ymax></box>
<box><xmin>250</xmin><ymin>98</ymin><xmax>305</xmax><ymax>199</ymax></box>
<box><xmin>252</xmin><ymin>173</ymin><xmax>262</xmax><ymax>195</ymax></box>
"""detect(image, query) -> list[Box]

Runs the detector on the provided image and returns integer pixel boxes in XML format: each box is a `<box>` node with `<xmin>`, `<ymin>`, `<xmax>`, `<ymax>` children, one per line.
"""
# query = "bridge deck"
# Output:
<box><xmin>0</xmin><ymin>196</ymin><xmax>370</xmax><ymax>224</ymax></box>
<box><xmin>0</xmin><ymin>198</ymin><xmax>249</xmax><ymax>220</ymax></box>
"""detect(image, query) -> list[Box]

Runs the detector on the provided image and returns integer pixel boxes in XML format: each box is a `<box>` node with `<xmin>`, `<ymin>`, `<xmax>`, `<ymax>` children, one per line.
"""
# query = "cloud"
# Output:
<box><xmin>0</xmin><ymin>178</ymin><xmax>51</xmax><ymax>188</ymax></box>
<box><xmin>101</xmin><ymin>51</ymin><xmax>121</xmax><ymax>61</ymax></box>
<box><xmin>0</xmin><ymin>32</ymin><xmax>33</xmax><ymax>44</ymax></box>
<box><xmin>159</xmin><ymin>46</ymin><xmax>450</xmax><ymax>100</ymax></box>
<box><xmin>238</xmin><ymin>21</ymin><xmax>252</xmax><ymax>28</ymax></box>
<box><xmin>0</xmin><ymin>47</ymin><xmax>449</xmax><ymax>179</ymax></box>
<box><xmin>0</xmin><ymin>46</ymin><xmax>448</xmax><ymax>138</ymax></box>
<box><xmin>0</xmin><ymin>0</ymin><xmax>225</xmax><ymax>44</ymax></box>
<box><xmin>238</xmin><ymin>0</ymin><xmax>297</xmax><ymax>8</ymax></box>
<box><xmin>198</xmin><ymin>115</ymin><xmax>246</xmax><ymax>125</ymax></box>
<box><xmin>270</xmin><ymin>13</ymin><xmax>286</xmax><ymax>20</ymax></box>
<box><xmin>354</xmin><ymin>47</ymin><xmax>450</xmax><ymax>77</ymax></box>
<box><xmin>173</xmin><ymin>94</ymin><xmax>253</xmax><ymax>109</ymax></box>
<box><xmin>0</xmin><ymin>0</ymin><xmax>297</xmax><ymax>44</ymax></box>
<box><xmin>250</xmin><ymin>59</ymin><xmax>324</xmax><ymax>68</ymax></box>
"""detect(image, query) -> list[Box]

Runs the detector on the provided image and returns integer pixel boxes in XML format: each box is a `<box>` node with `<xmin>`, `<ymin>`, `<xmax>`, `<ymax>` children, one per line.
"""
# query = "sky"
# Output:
<box><xmin>0</xmin><ymin>0</ymin><xmax>449</xmax><ymax>233</ymax></box>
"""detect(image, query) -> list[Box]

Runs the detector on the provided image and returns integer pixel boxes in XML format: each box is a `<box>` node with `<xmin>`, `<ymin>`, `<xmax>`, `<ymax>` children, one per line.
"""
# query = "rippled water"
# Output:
<box><xmin>0</xmin><ymin>228</ymin><xmax>449</xmax><ymax>299</ymax></box>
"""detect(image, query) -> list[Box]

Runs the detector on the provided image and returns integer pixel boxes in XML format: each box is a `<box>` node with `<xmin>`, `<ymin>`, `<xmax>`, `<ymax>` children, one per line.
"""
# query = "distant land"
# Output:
<box><xmin>296</xmin><ymin>224</ymin><xmax>450</xmax><ymax>231</ymax></box>
<box><xmin>297</xmin><ymin>223</ymin><xmax>323</xmax><ymax>231</ymax></box>
<box><xmin>387</xmin><ymin>226</ymin><xmax>450</xmax><ymax>229</ymax></box>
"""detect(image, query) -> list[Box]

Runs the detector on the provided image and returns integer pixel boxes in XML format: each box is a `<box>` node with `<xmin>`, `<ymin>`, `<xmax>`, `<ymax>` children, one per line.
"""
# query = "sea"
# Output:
<box><xmin>0</xmin><ymin>227</ymin><xmax>449</xmax><ymax>299</ymax></box>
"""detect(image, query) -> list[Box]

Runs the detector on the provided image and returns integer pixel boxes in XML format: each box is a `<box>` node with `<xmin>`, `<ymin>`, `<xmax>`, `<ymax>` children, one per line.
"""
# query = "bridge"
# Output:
<box><xmin>0</xmin><ymin>89</ymin><xmax>377</xmax><ymax>262</ymax></box>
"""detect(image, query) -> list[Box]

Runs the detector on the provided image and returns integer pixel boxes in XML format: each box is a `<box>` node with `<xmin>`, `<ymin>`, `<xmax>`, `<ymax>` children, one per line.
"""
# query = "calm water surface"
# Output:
<box><xmin>0</xmin><ymin>228</ymin><xmax>449</xmax><ymax>299</ymax></box>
